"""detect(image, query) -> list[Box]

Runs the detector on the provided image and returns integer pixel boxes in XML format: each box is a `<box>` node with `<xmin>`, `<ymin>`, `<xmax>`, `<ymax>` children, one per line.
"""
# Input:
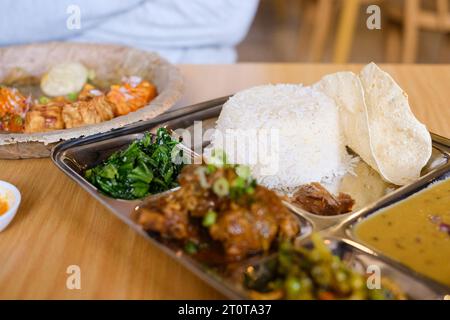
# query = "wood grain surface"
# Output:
<box><xmin>0</xmin><ymin>64</ymin><xmax>449</xmax><ymax>299</ymax></box>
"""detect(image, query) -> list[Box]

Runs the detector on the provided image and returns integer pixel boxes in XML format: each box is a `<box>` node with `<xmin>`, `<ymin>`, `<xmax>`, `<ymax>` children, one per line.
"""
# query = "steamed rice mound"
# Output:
<box><xmin>209</xmin><ymin>84</ymin><xmax>354</xmax><ymax>192</ymax></box>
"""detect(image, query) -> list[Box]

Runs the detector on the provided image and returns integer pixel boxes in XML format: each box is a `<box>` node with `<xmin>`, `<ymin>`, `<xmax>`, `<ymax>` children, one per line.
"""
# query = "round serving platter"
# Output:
<box><xmin>52</xmin><ymin>96</ymin><xmax>450</xmax><ymax>300</ymax></box>
<box><xmin>0</xmin><ymin>42</ymin><xmax>184</xmax><ymax>159</ymax></box>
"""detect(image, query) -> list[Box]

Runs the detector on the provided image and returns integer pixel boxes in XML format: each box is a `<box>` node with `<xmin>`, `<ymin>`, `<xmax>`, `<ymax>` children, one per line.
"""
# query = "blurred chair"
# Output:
<box><xmin>332</xmin><ymin>0</ymin><xmax>366</xmax><ymax>63</ymax></box>
<box><xmin>306</xmin><ymin>0</ymin><xmax>385</xmax><ymax>63</ymax></box>
<box><xmin>306</xmin><ymin>0</ymin><xmax>335</xmax><ymax>62</ymax></box>
<box><xmin>386</xmin><ymin>0</ymin><xmax>450</xmax><ymax>62</ymax></box>
<box><xmin>307</xmin><ymin>0</ymin><xmax>450</xmax><ymax>63</ymax></box>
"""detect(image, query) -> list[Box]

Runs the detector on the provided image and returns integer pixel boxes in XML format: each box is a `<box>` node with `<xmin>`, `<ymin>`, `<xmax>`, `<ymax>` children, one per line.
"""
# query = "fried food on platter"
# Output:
<box><xmin>107</xmin><ymin>77</ymin><xmax>157</xmax><ymax>116</ymax></box>
<box><xmin>24</xmin><ymin>103</ymin><xmax>65</xmax><ymax>133</ymax></box>
<box><xmin>0</xmin><ymin>86</ymin><xmax>30</xmax><ymax>132</ymax></box>
<box><xmin>62</xmin><ymin>96</ymin><xmax>114</xmax><ymax>129</ymax></box>
<box><xmin>77</xmin><ymin>83</ymin><xmax>104</xmax><ymax>101</ymax></box>
<box><xmin>2</xmin><ymin>64</ymin><xmax>158</xmax><ymax>133</ymax></box>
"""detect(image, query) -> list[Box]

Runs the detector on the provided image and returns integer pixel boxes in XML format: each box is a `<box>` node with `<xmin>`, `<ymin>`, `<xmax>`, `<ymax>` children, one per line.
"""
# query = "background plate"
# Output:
<box><xmin>0</xmin><ymin>42</ymin><xmax>184</xmax><ymax>159</ymax></box>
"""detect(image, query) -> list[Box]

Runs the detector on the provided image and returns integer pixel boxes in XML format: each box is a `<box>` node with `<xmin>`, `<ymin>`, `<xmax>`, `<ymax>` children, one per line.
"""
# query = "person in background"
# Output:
<box><xmin>0</xmin><ymin>0</ymin><xmax>259</xmax><ymax>63</ymax></box>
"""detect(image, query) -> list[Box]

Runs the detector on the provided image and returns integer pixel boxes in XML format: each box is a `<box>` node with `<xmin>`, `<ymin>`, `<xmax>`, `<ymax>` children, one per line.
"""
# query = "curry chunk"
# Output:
<box><xmin>135</xmin><ymin>164</ymin><xmax>300</xmax><ymax>261</ymax></box>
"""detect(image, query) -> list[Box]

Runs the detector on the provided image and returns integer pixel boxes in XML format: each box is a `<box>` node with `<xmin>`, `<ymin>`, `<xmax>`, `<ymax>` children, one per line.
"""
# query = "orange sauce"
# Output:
<box><xmin>0</xmin><ymin>198</ymin><xmax>8</xmax><ymax>216</ymax></box>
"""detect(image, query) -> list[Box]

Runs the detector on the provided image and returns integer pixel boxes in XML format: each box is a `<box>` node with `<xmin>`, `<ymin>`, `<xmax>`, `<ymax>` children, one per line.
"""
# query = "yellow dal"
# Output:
<box><xmin>355</xmin><ymin>178</ymin><xmax>450</xmax><ymax>286</ymax></box>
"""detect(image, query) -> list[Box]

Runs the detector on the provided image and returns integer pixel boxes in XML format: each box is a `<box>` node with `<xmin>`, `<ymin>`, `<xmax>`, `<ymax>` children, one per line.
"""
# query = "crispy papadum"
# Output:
<box><xmin>314</xmin><ymin>63</ymin><xmax>432</xmax><ymax>185</ymax></box>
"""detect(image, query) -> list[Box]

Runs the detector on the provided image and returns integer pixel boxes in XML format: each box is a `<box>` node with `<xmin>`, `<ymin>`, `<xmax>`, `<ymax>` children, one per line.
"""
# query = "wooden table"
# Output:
<box><xmin>0</xmin><ymin>64</ymin><xmax>449</xmax><ymax>299</ymax></box>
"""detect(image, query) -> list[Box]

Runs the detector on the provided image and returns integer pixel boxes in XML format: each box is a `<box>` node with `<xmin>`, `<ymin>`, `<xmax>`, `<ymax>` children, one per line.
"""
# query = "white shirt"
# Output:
<box><xmin>0</xmin><ymin>0</ymin><xmax>259</xmax><ymax>63</ymax></box>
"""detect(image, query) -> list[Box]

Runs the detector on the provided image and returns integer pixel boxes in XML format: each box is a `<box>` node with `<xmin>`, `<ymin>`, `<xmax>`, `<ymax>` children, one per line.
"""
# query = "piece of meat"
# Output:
<box><xmin>292</xmin><ymin>182</ymin><xmax>355</xmax><ymax>216</ymax></box>
<box><xmin>62</xmin><ymin>96</ymin><xmax>114</xmax><ymax>129</ymax></box>
<box><xmin>61</xmin><ymin>103</ymin><xmax>83</xmax><ymax>128</ymax></box>
<box><xmin>76</xmin><ymin>99</ymin><xmax>101</xmax><ymax>125</ymax></box>
<box><xmin>78</xmin><ymin>83</ymin><xmax>103</xmax><ymax>101</ymax></box>
<box><xmin>177</xmin><ymin>165</ymin><xmax>224</xmax><ymax>217</ymax></box>
<box><xmin>209</xmin><ymin>202</ymin><xmax>278</xmax><ymax>259</ymax></box>
<box><xmin>24</xmin><ymin>103</ymin><xmax>64</xmax><ymax>133</ymax></box>
<box><xmin>0</xmin><ymin>87</ymin><xmax>30</xmax><ymax>132</ymax></box>
<box><xmin>106</xmin><ymin>79</ymin><xmax>157</xmax><ymax>116</ymax></box>
<box><xmin>93</xmin><ymin>96</ymin><xmax>115</xmax><ymax>121</ymax></box>
<box><xmin>135</xmin><ymin>165</ymin><xmax>300</xmax><ymax>260</ymax></box>
<box><xmin>137</xmin><ymin>193</ymin><xmax>193</xmax><ymax>240</ymax></box>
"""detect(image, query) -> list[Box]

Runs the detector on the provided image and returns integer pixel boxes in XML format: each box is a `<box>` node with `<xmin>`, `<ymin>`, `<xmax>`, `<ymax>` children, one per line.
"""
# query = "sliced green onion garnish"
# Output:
<box><xmin>202</xmin><ymin>210</ymin><xmax>217</xmax><ymax>227</ymax></box>
<box><xmin>245</xmin><ymin>186</ymin><xmax>255</xmax><ymax>194</ymax></box>
<box><xmin>67</xmin><ymin>92</ymin><xmax>78</xmax><ymax>102</ymax></box>
<box><xmin>206</xmin><ymin>164</ymin><xmax>217</xmax><ymax>174</ymax></box>
<box><xmin>210</xmin><ymin>149</ymin><xmax>227</xmax><ymax>166</ymax></box>
<box><xmin>232</xmin><ymin>177</ymin><xmax>246</xmax><ymax>189</ymax></box>
<box><xmin>236</xmin><ymin>165</ymin><xmax>251</xmax><ymax>179</ymax></box>
<box><xmin>195</xmin><ymin>166</ymin><xmax>210</xmax><ymax>189</ymax></box>
<box><xmin>13</xmin><ymin>115</ymin><xmax>23</xmax><ymax>125</ymax></box>
<box><xmin>39</xmin><ymin>96</ymin><xmax>50</xmax><ymax>104</ymax></box>
<box><xmin>184</xmin><ymin>241</ymin><xmax>198</xmax><ymax>255</ymax></box>
<box><xmin>213</xmin><ymin>177</ymin><xmax>229</xmax><ymax>197</ymax></box>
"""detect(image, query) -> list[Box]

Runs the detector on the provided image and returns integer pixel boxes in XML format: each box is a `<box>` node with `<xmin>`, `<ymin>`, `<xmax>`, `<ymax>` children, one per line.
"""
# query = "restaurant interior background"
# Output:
<box><xmin>237</xmin><ymin>0</ymin><xmax>450</xmax><ymax>63</ymax></box>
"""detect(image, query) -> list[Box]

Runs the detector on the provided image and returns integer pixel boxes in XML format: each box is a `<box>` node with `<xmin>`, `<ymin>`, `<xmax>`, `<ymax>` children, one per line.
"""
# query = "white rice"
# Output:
<box><xmin>206</xmin><ymin>84</ymin><xmax>355</xmax><ymax>193</ymax></box>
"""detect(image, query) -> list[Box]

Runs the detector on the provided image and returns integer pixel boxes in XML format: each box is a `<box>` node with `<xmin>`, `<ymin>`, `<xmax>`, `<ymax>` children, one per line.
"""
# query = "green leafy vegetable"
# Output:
<box><xmin>84</xmin><ymin>128</ymin><xmax>184</xmax><ymax>199</ymax></box>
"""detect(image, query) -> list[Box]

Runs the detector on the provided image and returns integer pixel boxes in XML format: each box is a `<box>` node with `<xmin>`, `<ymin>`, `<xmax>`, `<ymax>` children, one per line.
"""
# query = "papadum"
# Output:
<box><xmin>315</xmin><ymin>63</ymin><xmax>432</xmax><ymax>186</ymax></box>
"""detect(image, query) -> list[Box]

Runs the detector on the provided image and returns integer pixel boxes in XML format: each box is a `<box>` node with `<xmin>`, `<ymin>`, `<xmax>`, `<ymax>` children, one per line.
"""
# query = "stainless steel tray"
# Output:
<box><xmin>52</xmin><ymin>96</ymin><xmax>450</xmax><ymax>299</ymax></box>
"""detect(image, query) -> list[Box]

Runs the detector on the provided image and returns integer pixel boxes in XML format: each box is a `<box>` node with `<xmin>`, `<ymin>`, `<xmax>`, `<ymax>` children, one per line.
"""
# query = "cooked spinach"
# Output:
<box><xmin>84</xmin><ymin>128</ymin><xmax>184</xmax><ymax>199</ymax></box>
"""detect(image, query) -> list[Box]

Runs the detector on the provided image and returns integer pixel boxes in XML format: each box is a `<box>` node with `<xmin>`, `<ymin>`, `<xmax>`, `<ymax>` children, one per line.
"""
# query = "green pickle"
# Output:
<box><xmin>244</xmin><ymin>234</ymin><xmax>405</xmax><ymax>300</ymax></box>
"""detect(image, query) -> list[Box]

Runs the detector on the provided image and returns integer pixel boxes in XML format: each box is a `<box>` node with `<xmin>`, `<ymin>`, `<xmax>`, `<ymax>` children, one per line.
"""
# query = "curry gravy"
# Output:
<box><xmin>0</xmin><ymin>198</ymin><xmax>8</xmax><ymax>216</ymax></box>
<box><xmin>355</xmin><ymin>178</ymin><xmax>450</xmax><ymax>286</ymax></box>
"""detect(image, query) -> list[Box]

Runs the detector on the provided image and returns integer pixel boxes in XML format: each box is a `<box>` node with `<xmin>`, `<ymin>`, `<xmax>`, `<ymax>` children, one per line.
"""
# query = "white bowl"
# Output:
<box><xmin>0</xmin><ymin>181</ymin><xmax>21</xmax><ymax>232</ymax></box>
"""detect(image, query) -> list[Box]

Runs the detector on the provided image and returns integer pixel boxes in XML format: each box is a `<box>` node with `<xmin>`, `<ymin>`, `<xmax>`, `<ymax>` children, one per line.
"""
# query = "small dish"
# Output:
<box><xmin>0</xmin><ymin>180</ymin><xmax>21</xmax><ymax>232</ymax></box>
